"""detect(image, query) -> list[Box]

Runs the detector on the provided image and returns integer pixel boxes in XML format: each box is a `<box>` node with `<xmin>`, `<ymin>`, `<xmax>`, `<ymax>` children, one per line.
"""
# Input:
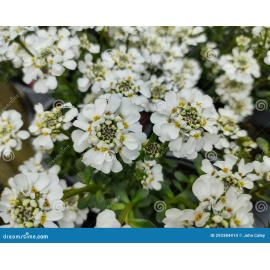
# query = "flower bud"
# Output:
<box><xmin>212</xmin><ymin>215</ymin><xmax>223</xmax><ymax>223</ymax></box>
<box><xmin>221</xmin><ymin>220</ymin><xmax>228</xmax><ymax>228</ymax></box>
<box><xmin>23</xmin><ymin>199</ymin><xmax>30</xmax><ymax>206</ymax></box>
<box><xmin>30</xmin><ymin>200</ymin><xmax>37</xmax><ymax>208</ymax></box>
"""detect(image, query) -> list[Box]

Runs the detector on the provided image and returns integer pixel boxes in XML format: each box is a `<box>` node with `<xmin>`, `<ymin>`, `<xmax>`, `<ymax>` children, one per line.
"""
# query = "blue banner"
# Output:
<box><xmin>0</xmin><ymin>228</ymin><xmax>269</xmax><ymax>243</ymax></box>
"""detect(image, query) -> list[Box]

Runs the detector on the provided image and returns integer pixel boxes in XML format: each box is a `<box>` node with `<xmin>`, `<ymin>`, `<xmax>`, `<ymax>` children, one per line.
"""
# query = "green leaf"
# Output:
<box><xmin>78</xmin><ymin>193</ymin><xmax>92</xmax><ymax>209</ymax></box>
<box><xmin>256</xmin><ymin>91</ymin><xmax>270</xmax><ymax>98</ymax></box>
<box><xmin>136</xmin><ymin>197</ymin><xmax>151</xmax><ymax>208</ymax></box>
<box><xmin>257</xmin><ymin>195</ymin><xmax>270</xmax><ymax>204</ymax></box>
<box><xmin>160</xmin><ymin>182</ymin><xmax>174</xmax><ymax>199</ymax></box>
<box><xmin>84</xmin><ymin>166</ymin><xmax>95</xmax><ymax>185</ymax></box>
<box><xmin>110</xmin><ymin>203</ymin><xmax>126</xmax><ymax>211</ymax></box>
<box><xmin>256</xmin><ymin>137</ymin><xmax>269</xmax><ymax>153</ymax></box>
<box><xmin>77</xmin><ymin>172</ymin><xmax>85</xmax><ymax>184</ymax></box>
<box><xmin>156</xmin><ymin>211</ymin><xmax>166</xmax><ymax>223</ymax></box>
<box><xmin>127</xmin><ymin>218</ymin><xmax>156</xmax><ymax>228</ymax></box>
<box><xmin>194</xmin><ymin>154</ymin><xmax>204</xmax><ymax>175</ymax></box>
<box><xmin>112</xmin><ymin>187</ymin><xmax>130</xmax><ymax>204</ymax></box>
<box><xmin>132</xmin><ymin>189</ymin><xmax>149</xmax><ymax>204</ymax></box>
<box><xmin>174</xmin><ymin>171</ymin><xmax>189</xmax><ymax>183</ymax></box>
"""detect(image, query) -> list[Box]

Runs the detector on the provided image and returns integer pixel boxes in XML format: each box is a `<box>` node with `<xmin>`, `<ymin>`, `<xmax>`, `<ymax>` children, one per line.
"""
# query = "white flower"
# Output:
<box><xmin>72</xmin><ymin>94</ymin><xmax>146</xmax><ymax>173</ymax></box>
<box><xmin>136</xmin><ymin>160</ymin><xmax>164</xmax><ymax>190</ymax></box>
<box><xmin>21</xmin><ymin>27</ymin><xmax>80</xmax><ymax>93</ymax></box>
<box><xmin>0</xmin><ymin>172</ymin><xmax>64</xmax><ymax>228</ymax></box>
<box><xmin>29</xmin><ymin>103</ymin><xmax>78</xmax><ymax>151</ymax></box>
<box><xmin>18</xmin><ymin>152</ymin><xmax>60</xmax><ymax>175</ymax></box>
<box><xmin>151</xmin><ymin>89</ymin><xmax>218</xmax><ymax>159</ymax></box>
<box><xmin>95</xmin><ymin>209</ymin><xmax>131</xmax><ymax>228</ymax></box>
<box><xmin>234</xmin><ymin>159</ymin><xmax>254</xmax><ymax>189</ymax></box>
<box><xmin>193</xmin><ymin>202</ymin><xmax>211</xmax><ymax>227</ymax></box>
<box><xmin>79</xmin><ymin>33</ymin><xmax>100</xmax><ymax>54</ymax></box>
<box><xmin>192</xmin><ymin>175</ymin><xmax>224</xmax><ymax>205</ymax></box>
<box><xmin>0</xmin><ymin>110</ymin><xmax>30</xmax><ymax>158</ymax></box>
<box><xmin>101</xmin><ymin>69</ymin><xmax>150</xmax><ymax>110</ymax></box>
<box><xmin>163</xmin><ymin>208</ymin><xmax>195</xmax><ymax>228</ymax></box>
<box><xmin>228</xmin><ymin>96</ymin><xmax>254</xmax><ymax>121</ymax></box>
<box><xmin>215</xmin><ymin>74</ymin><xmax>252</xmax><ymax>103</ymax></box>
<box><xmin>166</xmin><ymin>59</ymin><xmax>202</xmax><ymax>92</ymax></box>
<box><xmin>58</xmin><ymin>180</ymin><xmax>89</xmax><ymax>228</ymax></box>
<box><xmin>214</xmin><ymin>186</ymin><xmax>253</xmax><ymax>228</ymax></box>
<box><xmin>77</xmin><ymin>53</ymin><xmax>106</xmax><ymax>93</ymax></box>
<box><xmin>248</xmin><ymin>160</ymin><xmax>270</xmax><ymax>181</ymax></box>
<box><xmin>201</xmin><ymin>159</ymin><xmax>218</xmax><ymax>177</ymax></box>
<box><xmin>102</xmin><ymin>45</ymin><xmax>145</xmax><ymax>73</ymax></box>
<box><xmin>214</xmin><ymin>154</ymin><xmax>238</xmax><ymax>178</ymax></box>
<box><xmin>219</xmin><ymin>47</ymin><xmax>260</xmax><ymax>84</ymax></box>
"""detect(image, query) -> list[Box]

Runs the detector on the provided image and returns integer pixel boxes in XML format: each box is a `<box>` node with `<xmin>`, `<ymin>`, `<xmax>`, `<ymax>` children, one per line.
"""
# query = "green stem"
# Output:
<box><xmin>14</xmin><ymin>37</ymin><xmax>34</xmax><ymax>57</ymax></box>
<box><xmin>249</xmin><ymin>182</ymin><xmax>270</xmax><ymax>197</ymax></box>
<box><xmin>118</xmin><ymin>202</ymin><xmax>134</xmax><ymax>225</ymax></box>
<box><xmin>164</xmin><ymin>197</ymin><xmax>197</xmax><ymax>210</ymax></box>
<box><xmin>59</xmin><ymin>128</ymin><xmax>71</xmax><ymax>139</ymax></box>
<box><xmin>61</xmin><ymin>184</ymin><xmax>101</xmax><ymax>201</ymax></box>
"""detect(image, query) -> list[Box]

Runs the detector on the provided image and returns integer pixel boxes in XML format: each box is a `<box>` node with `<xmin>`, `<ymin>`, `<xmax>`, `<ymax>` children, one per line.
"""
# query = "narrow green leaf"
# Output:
<box><xmin>174</xmin><ymin>171</ymin><xmax>189</xmax><ymax>183</ymax></box>
<box><xmin>194</xmin><ymin>154</ymin><xmax>204</xmax><ymax>175</ymax></box>
<box><xmin>128</xmin><ymin>218</ymin><xmax>156</xmax><ymax>228</ymax></box>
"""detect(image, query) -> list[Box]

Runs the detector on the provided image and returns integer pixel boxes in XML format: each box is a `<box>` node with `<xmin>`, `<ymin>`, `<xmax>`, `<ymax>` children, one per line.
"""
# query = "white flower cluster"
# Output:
<box><xmin>76</xmin><ymin>27</ymin><xmax>205</xmax><ymax>112</ymax></box>
<box><xmin>213</xmin><ymin>39</ymin><xmax>260</xmax><ymax>121</ymax></box>
<box><xmin>0</xmin><ymin>110</ymin><xmax>30</xmax><ymax>159</ymax></box>
<box><xmin>18</xmin><ymin>152</ymin><xmax>60</xmax><ymax>175</ymax></box>
<box><xmin>135</xmin><ymin>159</ymin><xmax>164</xmax><ymax>190</ymax></box>
<box><xmin>151</xmin><ymin>89</ymin><xmax>219</xmax><ymax>159</ymax></box>
<box><xmin>163</xmin><ymin>176</ymin><xmax>254</xmax><ymax>228</ymax></box>
<box><xmin>0</xmin><ymin>172</ymin><xmax>65</xmax><ymax>228</ymax></box>
<box><xmin>0</xmin><ymin>27</ymin><xmax>83</xmax><ymax>93</ymax></box>
<box><xmin>72</xmin><ymin>94</ymin><xmax>146</xmax><ymax>173</ymax></box>
<box><xmin>29</xmin><ymin>103</ymin><xmax>78</xmax><ymax>151</ymax></box>
<box><xmin>58</xmin><ymin>180</ymin><xmax>89</xmax><ymax>227</ymax></box>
